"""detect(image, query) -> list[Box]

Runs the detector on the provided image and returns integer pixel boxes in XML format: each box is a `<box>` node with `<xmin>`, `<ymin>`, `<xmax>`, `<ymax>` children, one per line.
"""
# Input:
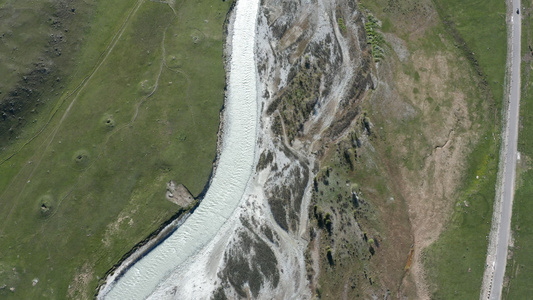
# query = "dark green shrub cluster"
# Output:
<box><xmin>337</xmin><ymin>18</ymin><xmax>347</xmax><ymax>33</ymax></box>
<box><xmin>313</xmin><ymin>205</ymin><xmax>333</xmax><ymax>234</ymax></box>
<box><xmin>364</xmin><ymin>15</ymin><xmax>384</xmax><ymax>60</ymax></box>
<box><xmin>326</xmin><ymin>246</ymin><xmax>334</xmax><ymax>265</ymax></box>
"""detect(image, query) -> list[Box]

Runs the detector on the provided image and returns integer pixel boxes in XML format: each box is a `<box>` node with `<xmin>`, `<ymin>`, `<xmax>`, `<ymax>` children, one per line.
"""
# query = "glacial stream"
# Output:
<box><xmin>99</xmin><ymin>0</ymin><xmax>259</xmax><ymax>298</ymax></box>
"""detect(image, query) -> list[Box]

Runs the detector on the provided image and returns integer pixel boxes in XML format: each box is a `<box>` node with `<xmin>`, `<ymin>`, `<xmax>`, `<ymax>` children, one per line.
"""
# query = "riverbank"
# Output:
<box><xmin>97</xmin><ymin>0</ymin><xmax>260</xmax><ymax>297</ymax></box>
<box><xmin>93</xmin><ymin>3</ymin><xmax>238</xmax><ymax>297</ymax></box>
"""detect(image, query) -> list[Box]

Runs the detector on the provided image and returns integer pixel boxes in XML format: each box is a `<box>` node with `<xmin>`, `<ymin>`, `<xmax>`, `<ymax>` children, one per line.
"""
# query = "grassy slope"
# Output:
<box><xmin>305</xmin><ymin>0</ymin><xmax>504</xmax><ymax>297</ymax></box>
<box><xmin>352</xmin><ymin>0</ymin><xmax>505</xmax><ymax>298</ymax></box>
<box><xmin>0</xmin><ymin>0</ymin><xmax>231</xmax><ymax>298</ymax></box>
<box><xmin>433</xmin><ymin>0</ymin><xmax>507</xmax><ymax>106</ymax></box>
<box><xmin>504</xmin><ymin>0</ymin><xmax>533</xmax><ymax>297</ymax></box>
<box><xmin>0</xmin><ymin>1</ymin><xmax>136</xmax><ymax>148</ymax></box>
<box><xmin>423</xmin><ymin>0</ymin><xmax>506</xmax><ymax>298</ymax></box>
<box><xmin>424</xmin><ymin>136</ymin><xmax>499</xmax><ymax>298</ymax></box>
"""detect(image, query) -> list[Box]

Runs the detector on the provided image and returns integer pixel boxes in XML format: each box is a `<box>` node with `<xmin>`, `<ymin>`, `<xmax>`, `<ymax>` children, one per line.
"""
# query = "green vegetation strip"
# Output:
<box><xmin>0</xmin><ymin>0</ymin><xmax>232</xmax><ymax>299</ymax></box>
<box><xmin>364</xmin><ymin>15</ymin><xmax>384</xmax><ymax>61</ymax></box>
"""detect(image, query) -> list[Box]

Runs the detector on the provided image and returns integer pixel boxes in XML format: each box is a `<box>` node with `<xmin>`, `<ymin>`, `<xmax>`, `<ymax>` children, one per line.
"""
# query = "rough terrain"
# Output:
<box><xmin>0</xmin><ymin>0</ymin><xmax>504</xmax><ymax>298</ymax></box>
<box><xmin>138</xmin><ymin>0</ymin><xmax>502</xmax><ymax>299</ymax></box>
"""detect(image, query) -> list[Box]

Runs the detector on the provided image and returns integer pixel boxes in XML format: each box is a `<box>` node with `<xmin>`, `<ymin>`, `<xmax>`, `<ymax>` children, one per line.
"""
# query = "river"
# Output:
<box><xmin>98</xmin><ymin>0</ymin><xmax>260</xmax><ymax>298</ymax></box>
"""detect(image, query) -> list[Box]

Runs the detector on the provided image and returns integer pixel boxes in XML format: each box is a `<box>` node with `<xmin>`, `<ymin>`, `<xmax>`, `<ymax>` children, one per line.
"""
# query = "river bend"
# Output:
<box><xmin>100</xmin><ymin>0</ymin><xmax>260</xmax><ymax>298</ymax></box>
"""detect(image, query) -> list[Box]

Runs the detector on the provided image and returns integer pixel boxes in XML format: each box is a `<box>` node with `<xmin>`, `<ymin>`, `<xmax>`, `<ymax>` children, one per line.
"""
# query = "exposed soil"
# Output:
<box><xmin>68</xmin><ymin>263</ymin><xmax>93</xmax><ymax>299</ymax></box>
<box><xmin>166</xmin><ymin>181</ymin><xmax>194</xmax><ymax>207</ymax></box>
<box><xmin>366</xmin><ymin>30</ymin><xmax>483</xmax><ymax>297</ymax></box>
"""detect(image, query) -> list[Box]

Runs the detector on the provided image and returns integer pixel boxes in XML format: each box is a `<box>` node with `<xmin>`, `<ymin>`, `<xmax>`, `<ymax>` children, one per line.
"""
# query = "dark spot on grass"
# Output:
<box><xmin>101</xmin><ymin>114</ymin><xmax>115</xmax><ymax>128</ymax></box>
<box><xmin>37</xmin><ymin>195</ymin><xmax>55</xmax><ymax>217</ymax></box>
<box><xmin>72</xmin><ymin>149</ymin><xmax>90</xmax><ymax>169</ymax></box>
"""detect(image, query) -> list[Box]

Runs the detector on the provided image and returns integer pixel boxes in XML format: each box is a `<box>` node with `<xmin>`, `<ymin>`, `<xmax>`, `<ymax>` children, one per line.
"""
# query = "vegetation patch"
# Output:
<box><xmin>424</xmin><ymin>135</ymin><xmax>498</xmax><ymax>299</ymax></box>
<box><xmin>312</xmin><ymin>0</ymin><xmax>504</xmax><ymax>297</ymax></box>
<box><xmin>418</xmin><ymin>0</ymin><xmax>505</xmax><ymax>297</ymax></box>
<box><xmin>267</xmin><ymin>60</ymin><xmax>321</xmax><ymax>143</ymax></box>
<box><xmin>0</xmin><ymin>0</ymin><xmax>94</xmax><ymax>148</ymax></box>
<box><xmin>364</xmin><ymin>15</ymin><xmax>385</xmax><ymax>61</ymax></box>
<box><xmin>337</xmin><ymin>18</ymin><xmax>347</xmax><ymax>34</ymax></box>
<box><xmin>266</xmin><ymin>163</ymin><xmax>308</xmax><ymax>233</ymax></box>
<box><xmin>211</xmin><ymin>287</ymin><xmax>228</xmax><ymax>300</ymax></box>
<box><xmin>433</xmin><ymin>0</ymin><xmax>507</xmax><ymax>106</ymax></box>
<box><xmin>256</xmin><ymin>150</ymin><xmax>274</xmax><ymax>171</ymax></box>
<box><xmin>306</xmin><ymin>123</ymin><xmax>407</xmax><ymax>298</ymax></box>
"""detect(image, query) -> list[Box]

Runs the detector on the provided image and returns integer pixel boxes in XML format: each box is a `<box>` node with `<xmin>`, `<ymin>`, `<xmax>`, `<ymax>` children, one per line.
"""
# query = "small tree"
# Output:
<box><xmin>368</xmin><ymin>238</ymin><xmax>375</xmax><ymax>256</ymax></box>
<box><xmin>326</xmin><ymin>247</ymin><xmax>334</xmax><ymax>265</ymax></box>
<box><xmin>324</xmin><ymin>213</ymin><xmax>332</xmax><ymax>233</ymax></box>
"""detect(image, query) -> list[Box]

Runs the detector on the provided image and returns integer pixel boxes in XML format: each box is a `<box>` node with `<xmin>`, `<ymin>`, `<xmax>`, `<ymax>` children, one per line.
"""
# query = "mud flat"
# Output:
<box><xmin>97</xmin><ymin>0</ymin><xmax>260</xmax><ymax>298</ymax></box>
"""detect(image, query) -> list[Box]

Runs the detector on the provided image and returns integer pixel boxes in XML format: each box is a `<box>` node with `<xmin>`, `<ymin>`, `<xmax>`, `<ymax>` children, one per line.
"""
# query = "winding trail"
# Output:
<box><xmin>98</xmin><ymin>0</ymin><xmax>260</xmax><ymax>298</ymax></box>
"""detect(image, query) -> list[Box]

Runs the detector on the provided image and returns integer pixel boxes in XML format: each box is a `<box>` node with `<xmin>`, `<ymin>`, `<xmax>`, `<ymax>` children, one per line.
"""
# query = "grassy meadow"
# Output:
<box><xmin>433</xmin><ymin>0</ymin><xmax>507</xmax><ymax>105</ymax></box>
<box><xmin>0</xmin><ymin>0</ymin><xmax>232</xmax><ymax>298</ymax></box>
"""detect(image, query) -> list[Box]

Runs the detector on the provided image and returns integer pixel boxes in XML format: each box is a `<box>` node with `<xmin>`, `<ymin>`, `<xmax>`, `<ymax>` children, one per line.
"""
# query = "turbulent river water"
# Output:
<box><xmin>99</xmin><ymin>0</ymin><xmax>259</xmax><ymax>298</ymax></box>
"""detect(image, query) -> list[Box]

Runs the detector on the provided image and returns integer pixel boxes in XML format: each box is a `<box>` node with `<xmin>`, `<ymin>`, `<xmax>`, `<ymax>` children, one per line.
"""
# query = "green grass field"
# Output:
<box><xmin>503</xmin><ymin>0</ymin><xmax>533</xmax><ymax>297</ymax></box>
<box><xmin>433</xmin><ymin>0</ymin><xmax>507</xmax><ymax>106</ymax></box>
<box><xmin>0</xmin><ymin>0</ymin><xmax>232</xmax><ymax>298</ymax></box>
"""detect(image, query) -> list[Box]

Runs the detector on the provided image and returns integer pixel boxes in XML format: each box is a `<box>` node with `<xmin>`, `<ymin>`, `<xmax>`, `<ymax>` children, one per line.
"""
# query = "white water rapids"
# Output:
<box><xmin>99</xmin><ymin>0</ymin><xmax>260</xmax><ymax>298</ymax></box>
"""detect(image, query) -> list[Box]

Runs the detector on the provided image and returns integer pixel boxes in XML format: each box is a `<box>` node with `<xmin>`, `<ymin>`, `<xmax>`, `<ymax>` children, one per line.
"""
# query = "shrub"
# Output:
<box><xmin>326</xmin><ymin>247</ymin><xmax>334</xmax><ymax>265</ymax></box>
<box><xmin>337</xmin><ymin>18</ymin><xmax>347</xmax><ymax>33</ymax></box>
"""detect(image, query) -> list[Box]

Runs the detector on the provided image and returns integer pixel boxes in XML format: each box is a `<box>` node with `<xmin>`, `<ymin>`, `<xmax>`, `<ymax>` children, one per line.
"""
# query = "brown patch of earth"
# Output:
<box><xmin>101</xmin><ymin>209</ymin><xmax>136</xmax><ymax>247</ymax></box>
<box><xmin>68</xmin><ymin>262</ymin><xmax>93</xmax><ymax>299</ymax></box>
<box><xmin>308</xmin><ymin>229</ymin><xmax>321</xmax><ymax>293</ymax></box>
<box><xmin>372</xmin><ymin>43</ymin><xmax>479</xmax><ymax>298</ymax></box>
<box><xmin>165</xmin><ymin>181</ymin><xmax>194</xmax><ymax>207</ymax></box>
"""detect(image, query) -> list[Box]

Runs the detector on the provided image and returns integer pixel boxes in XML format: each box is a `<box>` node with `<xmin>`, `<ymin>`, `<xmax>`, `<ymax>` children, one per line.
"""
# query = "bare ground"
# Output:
<box><xmin>370</xmin><ymin>38</ymin><xmax>480</xmax><ymax>297</ymax></box>
<box><xmin>68</xmin><ymin>262</ymin><xmax>94</xmax><ymax>299</ymax></box>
